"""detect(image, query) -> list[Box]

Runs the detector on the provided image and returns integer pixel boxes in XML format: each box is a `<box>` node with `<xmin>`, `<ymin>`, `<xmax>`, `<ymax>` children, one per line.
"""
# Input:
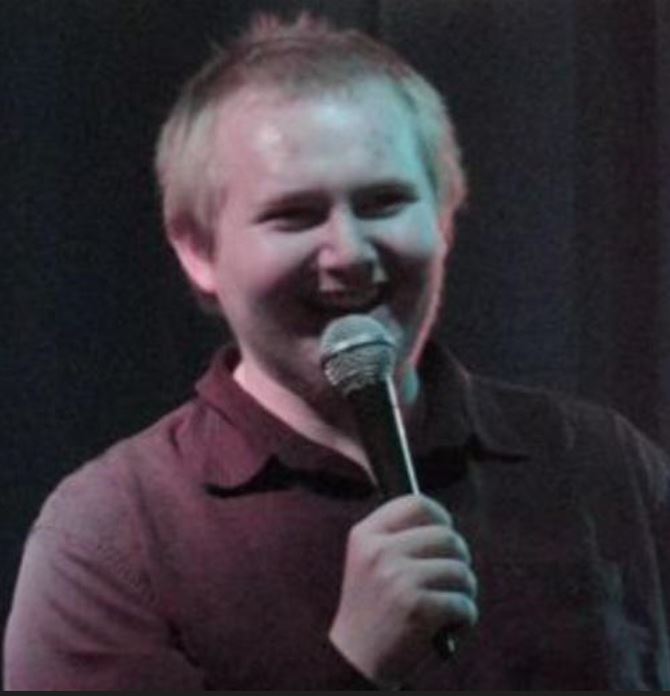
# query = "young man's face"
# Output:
<box><xmin>176</xmin><ymin>81</ymin><xmax>451</xmax><ymax>405</ymax></box>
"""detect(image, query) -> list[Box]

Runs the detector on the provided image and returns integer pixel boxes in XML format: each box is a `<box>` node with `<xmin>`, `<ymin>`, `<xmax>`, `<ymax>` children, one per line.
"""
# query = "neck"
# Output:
<box><xmin>233</xmin><ymin>357</ymin><xmax>421</xmax><ymax>481</ymax></box>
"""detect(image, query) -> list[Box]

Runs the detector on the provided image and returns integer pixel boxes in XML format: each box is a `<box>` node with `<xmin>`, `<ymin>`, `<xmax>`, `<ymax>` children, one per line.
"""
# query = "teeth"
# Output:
<box><xmin>317</xmin><ymin>288</ymin><xmax>381</xmax><ymax>310</ymax></box>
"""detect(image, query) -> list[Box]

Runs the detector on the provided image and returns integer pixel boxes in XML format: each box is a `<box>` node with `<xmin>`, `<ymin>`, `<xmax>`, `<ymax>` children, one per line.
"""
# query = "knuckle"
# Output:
<box><xmin>458</xmin><ymin>559</ymin><xmax>478</xmax><ymax>589</ymax></box>
<box><xmin>444</xmin><ymin>593</ymin><xmax>478</xmax><ymax>629</ymax></box>
<box><xmin>467</xmin><ymin>568</ymin><xmax>479</xmax><ymax>596</ymax></box>
<box><xmin>419</xmin><ymin>496</ymin><xmax>453</xmax><ymax>526</ymax></box>
<box><xmin>462</xmin><ymin>567</ymin><xmax>479</xmax><ymax>597</ymax></box>
<box><xmin>459</xmin><ymin>594</ymin><xmax>479</xmax><ymax>626</ymax></box>
<box><xmin>389</xmin><ymin>568</ymin><xmax>414</xmax><ymax>603</ymax></box>
<box><xmin>464</xmin><ymin>596</ymin><xmax>479</xmax><ymax>626</ymax></box>
<box><xmin>382</xmin><ymin>558</ymin><xmax>420</xmax><ymax>603</ymax></box>
<box><xmin>349</xmin><ymin>526</ymin><xmax>383</xmax><ymax>567</ymax></box>
<box><xmin>383</xmin><ymin>563</ymin><xmax>424</xmax><ymax>613</ymax></box>
<box><xmin>449</xmin><ymin>532</ymin><xmax>471</xmax><ymax>562</ymax></box>
<box><xmin>456</xmin><ymin>565</ymin><xmax>478</xmax><ymax>598</ymax></box>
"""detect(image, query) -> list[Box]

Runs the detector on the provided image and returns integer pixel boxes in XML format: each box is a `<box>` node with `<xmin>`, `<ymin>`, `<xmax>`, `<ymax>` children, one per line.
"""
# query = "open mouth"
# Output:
<box><xmin>306</xmin><ymin>284</ymin><xmax>390</xmax><ymax>317</ymax></box>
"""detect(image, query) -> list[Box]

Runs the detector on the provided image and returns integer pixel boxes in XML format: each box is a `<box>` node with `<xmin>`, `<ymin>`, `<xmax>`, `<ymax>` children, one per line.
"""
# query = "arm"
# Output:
<box><xmin>3</xmin><ymin>523</ymin><xmax>204</xmax><ymax>691</ymax></box>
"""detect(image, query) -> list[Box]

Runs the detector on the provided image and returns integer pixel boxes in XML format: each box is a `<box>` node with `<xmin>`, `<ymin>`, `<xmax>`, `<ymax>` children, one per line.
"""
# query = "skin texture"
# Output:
<box><xmin>330</xmin><ymin>494</ymin><xmax>478</xmax><ymax>686</ymax></box>
<box><xmin>170</xmin><ymin>80</ymin><xmax>477</xmax><ymax>685</ymax></box>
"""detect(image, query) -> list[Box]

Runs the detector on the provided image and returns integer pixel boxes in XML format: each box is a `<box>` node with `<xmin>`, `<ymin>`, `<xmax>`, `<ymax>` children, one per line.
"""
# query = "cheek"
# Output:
<box><xmin>381</xmin><ymin>214</ymin><xmax>446</xmax><ymax>269</ymax></box>
<box><xmin>218</xmin><ymin>232</ymin><xmax>315</xmax><ymax>300</ymax></box>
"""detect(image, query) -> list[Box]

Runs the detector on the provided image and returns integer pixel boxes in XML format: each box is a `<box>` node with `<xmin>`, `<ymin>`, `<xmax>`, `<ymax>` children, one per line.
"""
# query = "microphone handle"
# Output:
<box><xmin>346</xmin><ymin>378</ymin><xmax>420</xmax><ymax>499</ymax></box>
<box><xmin>348</xmin><ymin>378</ymin><xmax>458</xmax><ymax>661</ymax></box>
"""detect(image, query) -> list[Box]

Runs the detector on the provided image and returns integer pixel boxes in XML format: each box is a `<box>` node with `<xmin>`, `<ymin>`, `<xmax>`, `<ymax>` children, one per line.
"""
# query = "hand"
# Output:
<box><xmin>329</xmin><ymin>494</ymin><xmax>478</xmax><ymax>687</ymax></box>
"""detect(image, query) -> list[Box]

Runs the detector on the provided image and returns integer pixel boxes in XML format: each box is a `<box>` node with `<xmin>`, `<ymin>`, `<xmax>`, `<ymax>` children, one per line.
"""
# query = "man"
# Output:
<box><xmin>4</xmin><ymin>12</ymin><xmax>670</xmax><ymax>690</ymax></box>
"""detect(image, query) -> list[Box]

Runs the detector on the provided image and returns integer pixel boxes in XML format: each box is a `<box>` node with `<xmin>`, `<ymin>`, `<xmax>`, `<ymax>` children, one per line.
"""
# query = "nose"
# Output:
<box><xmin>318</xmin><ymin>209</ymin><xmax>379</xmax><ymax>281</ymax></box>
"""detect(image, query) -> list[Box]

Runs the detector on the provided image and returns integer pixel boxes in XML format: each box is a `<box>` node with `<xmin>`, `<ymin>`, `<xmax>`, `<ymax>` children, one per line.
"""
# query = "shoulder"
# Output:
<box><xmin>34</xmin><ymin>399</ymin><xmax>202</xmax><ymax>553</ymax></box>
<box><xmin>473</xmin><ymin>371</ymin><xmax>618</xmax><ymax>445</ymax></box>
<box><xmin>472</xmin><ymin>370</ymin><xmax>670</xmax><ymax>507</ymax></box>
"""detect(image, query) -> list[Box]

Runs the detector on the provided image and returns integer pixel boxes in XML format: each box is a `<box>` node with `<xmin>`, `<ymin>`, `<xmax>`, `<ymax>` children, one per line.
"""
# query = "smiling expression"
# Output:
<box><xmin>174</xmin><ymin>80</ymin><xmax>452</xmax><ymax>407</ymax></box>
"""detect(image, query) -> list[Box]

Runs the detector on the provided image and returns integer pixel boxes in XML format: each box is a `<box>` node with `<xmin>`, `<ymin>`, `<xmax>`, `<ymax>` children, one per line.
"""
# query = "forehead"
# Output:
<box><xmin>209</xmin><ymin>81</ymin><xmax>425</xmax><ymax>191</ymax></box>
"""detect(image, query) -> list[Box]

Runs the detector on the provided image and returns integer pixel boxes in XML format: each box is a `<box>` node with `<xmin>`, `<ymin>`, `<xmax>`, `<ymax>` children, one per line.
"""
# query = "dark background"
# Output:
<box><xmin>2</xmin><ymin>0</ymin><xmax>670</xmax><ymax>682</ymax></box>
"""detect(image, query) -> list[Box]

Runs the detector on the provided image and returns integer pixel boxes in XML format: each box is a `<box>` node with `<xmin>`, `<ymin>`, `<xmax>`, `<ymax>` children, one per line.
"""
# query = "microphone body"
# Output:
<box><xmin>320</xmin><ymin>314</ymin><xmax>459</xmax><ymax>659</ymax></box>
<box><xmin>344</xmin><ymin>377</ymin><xmax>419</xmax><ymax>499</ymax></box>
<box><xmin>319</xmin><ymin>314</ymin><xmax>420</xmax><ymax>499</ymax></box>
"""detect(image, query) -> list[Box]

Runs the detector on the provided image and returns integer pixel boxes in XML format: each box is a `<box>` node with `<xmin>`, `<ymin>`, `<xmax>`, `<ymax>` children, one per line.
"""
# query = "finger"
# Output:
<box><xmin>390</xmin><ymin>525</ymin><xmax>472</xmax><ymax>563</ymax></box>
<box><xmin>360</xmin><ymin>494</ymin><xmax>453</xmax><ymax>534</ymax></box>
<box><xmin>393</xmin><ymin>589</ymin><xmax>478</xmax><ymax>638</ymax></box>
<box><xmin>426</xmin><ymin>590</ymin><xmax>479</xmax><ymax>632</ymax></box>
<box><xmin>410</xmin><ymin>558</ymin><xmax>478</xmax><ymax>597</ymax></box>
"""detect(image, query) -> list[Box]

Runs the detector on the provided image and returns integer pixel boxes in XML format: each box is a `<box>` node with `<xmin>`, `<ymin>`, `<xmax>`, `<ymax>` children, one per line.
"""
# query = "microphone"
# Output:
<box><xmin>320</xmin><ymin>315</ymin><xmax>458</xmax><ymax>659</ymax></box>
<box><xmin>319</xmin><ymin>314</ymin><xmax>420</xmax><ymax>499</ymax></box>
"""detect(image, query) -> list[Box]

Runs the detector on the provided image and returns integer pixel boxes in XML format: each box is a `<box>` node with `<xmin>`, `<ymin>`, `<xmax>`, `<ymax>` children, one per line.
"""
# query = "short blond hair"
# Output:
<box><xmin>155</xmin><ymin>12</ymin><xmax>467</xmax><ymax>311</ymax></box>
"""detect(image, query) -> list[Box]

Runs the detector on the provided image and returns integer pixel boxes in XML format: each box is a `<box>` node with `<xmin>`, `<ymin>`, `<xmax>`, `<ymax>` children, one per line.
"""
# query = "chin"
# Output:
<box><xmin>271</xmin><ymin>337</ymin><xmax>331</xmax><ymax>392</ymax></box>
<box><xmin>367</xmin><ymin>307</ymin><xmax>417</xmax><ymax>366</ymax></box>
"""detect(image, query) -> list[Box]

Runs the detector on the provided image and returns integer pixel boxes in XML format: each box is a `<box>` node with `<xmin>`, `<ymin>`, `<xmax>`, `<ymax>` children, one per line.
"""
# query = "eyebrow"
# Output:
<box><xmin>253</xmin><ymin>179</ymin><xmax>418</xmax><ymax>220</ymax></box>
<box><xmin>352</xmin><ymin>180</ymin><xmax>419</xmax><ymax>202</ymax></box>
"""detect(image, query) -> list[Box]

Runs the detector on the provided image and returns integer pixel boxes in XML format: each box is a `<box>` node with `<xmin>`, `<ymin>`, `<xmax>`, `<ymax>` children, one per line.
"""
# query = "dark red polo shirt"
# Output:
<box><xmin>4</xmin><ymin>342</ymin><xmax>670</xmax><ymax>689</ymax></box>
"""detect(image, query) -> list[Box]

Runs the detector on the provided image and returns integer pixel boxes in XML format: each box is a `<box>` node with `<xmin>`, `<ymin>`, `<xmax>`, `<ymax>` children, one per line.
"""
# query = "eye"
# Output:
<box><xmin>260</xmin><ymin>206</ymin><xmax>326</xmax><ymax>232</ymax></box>
<box><xmin>355</xmin><ymin>188</ymin><xmax>417</xmax><ymax>219</ymax></box>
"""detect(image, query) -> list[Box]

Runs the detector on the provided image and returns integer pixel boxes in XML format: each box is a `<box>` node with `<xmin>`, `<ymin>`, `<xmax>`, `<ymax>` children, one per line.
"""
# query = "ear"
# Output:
<box><xmin>167</xmin><ymin>213</ymin><xmax>218</xmax><ymax>295</ymax></box>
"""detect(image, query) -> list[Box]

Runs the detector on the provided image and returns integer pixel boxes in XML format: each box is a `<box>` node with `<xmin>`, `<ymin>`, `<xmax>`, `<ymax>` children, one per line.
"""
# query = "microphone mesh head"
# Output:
<box><xmin>319</xmin><ymin>314</ymin><xmax>397</xmax><ymax>395</ymax></box>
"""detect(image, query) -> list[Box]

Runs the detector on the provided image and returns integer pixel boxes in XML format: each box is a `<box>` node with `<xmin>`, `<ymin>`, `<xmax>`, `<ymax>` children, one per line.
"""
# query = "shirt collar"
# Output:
<box><xmin>194</xmin><ymin>341</ymin><xmax>529</xmax><ymax>491</ymax></box>
<box><xmin>412</xmin><ymin>341</ymin><xmax>529</xmax><ymax>462</ymax></box>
